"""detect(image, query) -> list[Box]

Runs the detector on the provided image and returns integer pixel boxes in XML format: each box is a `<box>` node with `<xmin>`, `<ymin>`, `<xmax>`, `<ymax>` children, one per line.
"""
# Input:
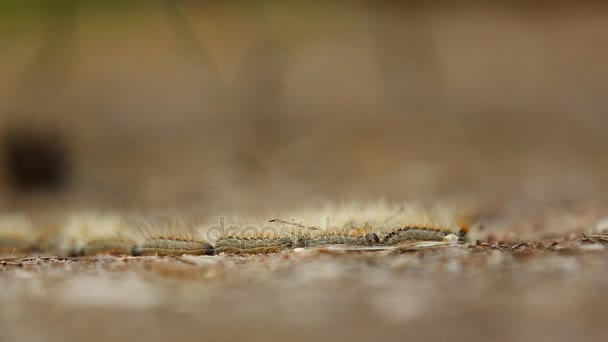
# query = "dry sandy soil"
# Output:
<box><xmin>2</xmin><ymin>212</ymin><xmax>608</xmax><ymax>342</ymax></box>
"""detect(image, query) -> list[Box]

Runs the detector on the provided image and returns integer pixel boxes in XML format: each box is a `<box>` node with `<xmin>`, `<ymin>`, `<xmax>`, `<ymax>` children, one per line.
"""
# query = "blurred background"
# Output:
<box><xmin>1</xmin><ymin>0</ymin><xmax>607</xmax><ymax>215</ymax></box>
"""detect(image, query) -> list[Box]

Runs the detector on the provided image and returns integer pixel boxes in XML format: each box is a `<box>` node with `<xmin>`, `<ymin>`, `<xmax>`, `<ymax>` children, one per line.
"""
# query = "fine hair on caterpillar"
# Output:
<box><xmin>211</xmin><ymin>208</ymin><xmax>464</xmax><ymax>254</ymax></box>
<box><xmin>0</xmin><ymin>202</ymin><xmax>472</xmax><ymax>256</ymax></box>
<box><xmin>125</xmin><ymin>216</ymin><xmax>214</xmax><ymax>256</ymax></box>
<box><xmin>58</xmin><ymin>212</ymin><xmax>130</xmax><ymax>257</ymax></box>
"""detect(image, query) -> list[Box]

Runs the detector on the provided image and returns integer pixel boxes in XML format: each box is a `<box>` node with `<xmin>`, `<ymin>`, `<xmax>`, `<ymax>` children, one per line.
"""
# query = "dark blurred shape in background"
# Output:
<box><xmin>1</xmin><ymin>1</ymin><xmax>607</xmax><ymax>214</ymax></box>
<box><xmin>3</xmin><ymin>128</ymin><xmax>69</xmax><ymax>192</ymax></box>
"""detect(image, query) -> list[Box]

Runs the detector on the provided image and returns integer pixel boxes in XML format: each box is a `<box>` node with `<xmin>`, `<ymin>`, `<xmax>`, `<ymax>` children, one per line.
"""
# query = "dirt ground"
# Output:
<box><xmin>2</xmin><ymin>215</ymin><xmax>608</xmax><ymax>342</ymax></box>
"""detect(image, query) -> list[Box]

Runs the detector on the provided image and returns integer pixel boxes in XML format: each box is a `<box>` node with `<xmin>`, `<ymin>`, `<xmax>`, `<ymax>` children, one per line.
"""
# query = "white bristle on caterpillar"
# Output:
<box><xmin>126</xmin><ymin>217</ymin><xmax>213</xmax><ymax>256</ymax></box>
<box><xmin>212</xmin><ymin>216</ymin><xmax>300</xmax><ymax>254</ymax></box>
<box><xmin>59</xmin><ymin>213</ymin><xmax>131</xmax><ymax>256</ymax></box>
<box><xmin>273</xmin><ymin>201</ymin><xmax>463</xmax><ymax>231</ymax></box>
<box><xmin>44</xmin><ymin>201</ymin><xmax>470</xmax><ymax>257</ymax></box>
<box><xmin>213</xmin><ymin>201</ymin><xmax>469</xmax><ymax>254</ymax></box>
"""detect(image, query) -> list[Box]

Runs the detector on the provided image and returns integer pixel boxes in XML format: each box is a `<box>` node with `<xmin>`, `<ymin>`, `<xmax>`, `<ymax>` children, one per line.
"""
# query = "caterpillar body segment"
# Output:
<box><xmin>125</xmin><ymin>216</ymin><xmax>215</xmax><ymax>256</ymax></box>
<box><xmin>304</xmin><ymin>233</ymin><xmax>380</xmax><ymax>247</ymax></box>
<box><xmin>267</xmin><ymin>219</ymin><xmax>380</xmax><ymax>250</ymax></box>
<box><xmin>213</xmin><ymin>231</ymin><xmax>380</xmax><ymax>254</ymax></box>
<box><xmin>213</xmin><ymin>236</ymin><xmax>295</xmax><ymax>255</ymax></box>
<box><xmin>132</xmin><ymin>238</ymin><xmax>214</xmax><ymax>256</ymax></box>
<box><xmin>212</xmin><ymin>206</ymin><xmax>466</xmax><ymax>254</ymax></box>
<box><xmin>379</xmin><ymin>226</ymin><xmax>454</xmax><ymax>245</ymax></box>
<box><xmin>300</xmin><ymin>225</ymin><xmax>380</xmax><ymax>248</ymax></box>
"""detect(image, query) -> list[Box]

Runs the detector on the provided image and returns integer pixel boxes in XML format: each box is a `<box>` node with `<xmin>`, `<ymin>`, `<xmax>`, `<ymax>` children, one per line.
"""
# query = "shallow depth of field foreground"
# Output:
<box><xmin>2</xmin><ymin>2</ymin><xmax>608</xmax><ymax>342</ymax></box>
<box><xmin>2</xmin><ymin>216</ymin><xmax>608</xmax><ymax>342</ymax></box>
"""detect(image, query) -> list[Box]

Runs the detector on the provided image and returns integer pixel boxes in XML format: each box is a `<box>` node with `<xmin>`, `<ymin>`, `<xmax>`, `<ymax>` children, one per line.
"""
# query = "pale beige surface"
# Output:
<box><xmin>1</xmin><ymin>205</ymin><xmax>608</xmax><ymax>342</ymax></box>
<box><xmin>2</xmin><ymin>237</ymin><xmax>608</xmax><ymax>342</ymax></box>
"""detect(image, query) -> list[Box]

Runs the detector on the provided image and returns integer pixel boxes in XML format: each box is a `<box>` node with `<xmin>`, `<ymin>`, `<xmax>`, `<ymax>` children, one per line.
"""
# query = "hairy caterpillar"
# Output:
<box><xmin>132</xmin><ymin>238</ymin><xmax>214</xmax><ymax>256</ymax></box>
<box><xmin>213</xmin><ymin>232</ymin><xmax>380</xmax><ymax>255</ymax></box>
<box><xmin>305</xmin><ymin>232</ymin><xmax>380</xmax><ymax>247</ymax></box>
<box><xmin>211</xmin><ymin>220</ymin><xmax>377</xmax><ymax>255</ymax></box>
<box><xmin>380</xmin><ymin>226</ymin><xmax>458</xmax><ymax>245</ymax></box>
<box><xmin>209</xmin><ymin>203</ymin><xmax>469</xmax><ymax>254</ymax></box>
<box><xmin>0</xmin><ymin>202</ymin><xmax>471</xmax><ymax>256</ymax></box>
<box><xmin>126</xmin><ymin>216</ymin><xmax>215</xmax><ymax>256</ymax></box>
<box><xmin>210</xmin><ymin>216</ymin><xmax>303</xmax><ymax>255</ymax></box>
<box><xmin>269</xmin><ymin>220</ymin><xmax>380</xmax><ymax>248</ymax></box>
<box><xmin>214</xmin><ymin>236</ymin><xmax>295</xmax><ymax>254</ymax></box>
<box><xmin>58</xmin><ymin>213</ymin><xmax>130</xmax><ymax>257</ymax></box>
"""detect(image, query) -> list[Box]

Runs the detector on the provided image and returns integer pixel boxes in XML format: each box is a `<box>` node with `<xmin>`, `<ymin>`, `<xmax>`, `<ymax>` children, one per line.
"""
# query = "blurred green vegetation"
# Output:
<box><xmin>0</xmin><ymin>0</ymin><xmax>147</xmax><ymax>13</ymax></box>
